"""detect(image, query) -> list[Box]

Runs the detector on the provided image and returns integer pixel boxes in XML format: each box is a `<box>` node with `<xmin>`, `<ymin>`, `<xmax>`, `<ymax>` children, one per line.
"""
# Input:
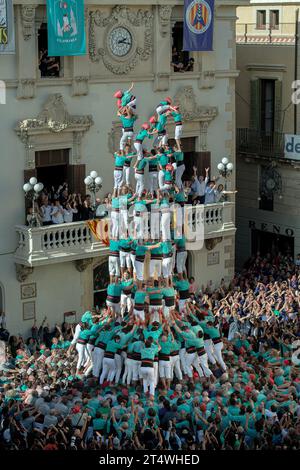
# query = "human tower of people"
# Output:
<box><xmin>68</xmin><ymin>83</ymin><xmax>227</xmax><ymax>399</ymax></box>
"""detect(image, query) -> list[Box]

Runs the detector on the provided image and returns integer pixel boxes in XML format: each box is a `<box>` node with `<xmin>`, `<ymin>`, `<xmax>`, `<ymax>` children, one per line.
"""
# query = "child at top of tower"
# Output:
<box><xmin>114</xmin><ymin>82</ymin><xmax>136</xmax><ymax>115</ymax></box>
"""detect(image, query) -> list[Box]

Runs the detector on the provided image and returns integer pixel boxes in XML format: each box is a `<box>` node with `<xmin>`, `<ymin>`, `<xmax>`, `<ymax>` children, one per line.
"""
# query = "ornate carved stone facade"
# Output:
<box><xmin>173</xmin><ymin>86</ymin><xmax>218</xmax><ymax>122</ymax></box>
<box><xmin>15</xmin><ymin>264</ymin><xmax>34</xmax><ymax>283</ymax></box>
<box><xmin>75</xmin><ymin>258</ymin><xmax>94</xmax><ymax>272</ymax></box>
<box><xmin>20</xmin><ymin>5</ymin><xmax>37</xmax><ymax>41</ymax></box>
<box><xmin>15</xmin><ymin>94</ymin><xmax>94</xmax><ymax>168</ymax></box>
<box><xmin>158</xmin><ymin>6</ymin><xmax>173</xmax><ymax>37</ymax></box>
<box><xmin>89</xmin><ymin>6</ymin><xmax>153</xmax><ymax>74</ymax></box>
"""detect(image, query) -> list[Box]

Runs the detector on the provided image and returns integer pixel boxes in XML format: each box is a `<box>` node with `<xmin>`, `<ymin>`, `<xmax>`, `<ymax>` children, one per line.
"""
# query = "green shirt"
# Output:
<box><xmin>120</xmin><ymin>115</ymin><xmax>137</xmax><ymax>129</ymax></box>
<box><xmin>136</xmin><ymin>129</ymin><xmax>149</xmax><ymax>142</ymax></box>
<box><xmin>107</xmin><ymin>283</ymin><xmax>122</xmax><ymax>298</ymax></box>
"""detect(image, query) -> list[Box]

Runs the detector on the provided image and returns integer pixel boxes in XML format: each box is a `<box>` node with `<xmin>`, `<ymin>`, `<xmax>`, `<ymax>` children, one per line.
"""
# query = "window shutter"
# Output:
<box><xmin>194</xmin><ymin>151</ymin><xmax>211</xmax><ymax>177</ymax></box>
<box><xmin>67</xmin><ymin>164</ymin><xmax>86</xmax><ymax>195</ymax></box>
<box><xmin>250</xmin><ymin>79</ymin><xmax>261</xmax><ymax>131</ymax></box>
<box><xmin>274</xmin><ymin>79</ymin><xmax>282</xmax><ymax>133</ymax></box>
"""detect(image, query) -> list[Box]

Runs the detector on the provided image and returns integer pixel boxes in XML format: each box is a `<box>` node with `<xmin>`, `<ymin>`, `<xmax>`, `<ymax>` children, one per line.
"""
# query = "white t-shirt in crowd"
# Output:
<box><xmin>41</xmin><ymin>204</ymin><xmax>52</xmax><ymax>222</ymax></box>
<box><xmin>63</xmin><ymin>208</ymin><xmax>74</xmax><ymax>223</ymax></box>
<box><xmin>51</xmin><ymin>205</ymin><xmax>64</xmax><ymax>224</ymax></box>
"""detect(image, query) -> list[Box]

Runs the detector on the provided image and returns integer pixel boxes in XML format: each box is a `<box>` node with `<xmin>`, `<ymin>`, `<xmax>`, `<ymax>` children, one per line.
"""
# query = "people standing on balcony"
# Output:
<box><xmin>190</xmin><ymin>166</ymin><xmax>209</xmax><ymax>204</ymax></box>
<box><xmin>81</xmin><ymin>195</ymin><xmax>94</xmax><ymax>221</ymax></box>
<box><xmin>40</xmin><ymin>197</ymin><xmax>53</xmax><ymax>226</ymax></box>
<box><xmin>50</xmin><ymin>200</ymin><xmax>64</xmax><ymax>224</ymax></box>
<box><xmin>204</xmin><ymin>180</ymin><xmax>218</xmax><ymax>204</ymax></box>
<box><xmin>63</xmin><ymin>202</ymin><xmax>76</xmax><ymax>223</ymax></box>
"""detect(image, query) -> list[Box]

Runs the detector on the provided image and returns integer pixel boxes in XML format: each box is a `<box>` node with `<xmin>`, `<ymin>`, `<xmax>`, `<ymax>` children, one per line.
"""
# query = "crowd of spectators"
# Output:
<box><xmin>0</xmin><ymin>252</ymin><xmax>299</xmax><ymax>450</ymax></box>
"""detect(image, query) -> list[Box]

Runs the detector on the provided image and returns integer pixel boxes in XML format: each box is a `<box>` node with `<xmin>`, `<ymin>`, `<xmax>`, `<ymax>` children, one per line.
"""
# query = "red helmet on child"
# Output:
<box><xmin>142</xmin><ymin>122</ymin><xmax>150</xmax><ymax>130</ymax></box>
<box><xmin>166</xmin><ymin>96</ymin><xmax>172</xmax><ymax>104</ymax></box>
<box><xmin>114</xmin><ymin>90</ymin><xmax>123</xmax><ymax>99</ymax></box>
<box><xmin>149</xmin><ymin>115</ymin><xmax>157</xmax><ymax>124</ymax></box>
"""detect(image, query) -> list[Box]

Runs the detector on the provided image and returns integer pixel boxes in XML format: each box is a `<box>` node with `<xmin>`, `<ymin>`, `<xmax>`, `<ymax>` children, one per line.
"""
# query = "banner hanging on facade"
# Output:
<box><xmin>0</xmin><ymin>0</ymin><xmax>15</xmax><ymax>54</ymax></box>
<box><xmin>46</xmin><ymin>0</ymin><xmax>86</xmax><ymax>56</ymax></box>
<box><xmin>183</xmin><ymin>0</ymin><xmax>214</xmax><ymax>51</ymax></box>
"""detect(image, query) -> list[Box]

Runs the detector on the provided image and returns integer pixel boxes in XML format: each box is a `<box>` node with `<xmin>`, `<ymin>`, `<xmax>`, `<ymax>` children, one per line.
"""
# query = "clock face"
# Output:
<box><xmin>266</xmin><ymin>178</ymin><xmax>276</xmax><ymax>190</ymax></box>
<box><xmin>108</xmin><ymin>27</ymin><xmax>133</xmax><ymax>57</ymax></box>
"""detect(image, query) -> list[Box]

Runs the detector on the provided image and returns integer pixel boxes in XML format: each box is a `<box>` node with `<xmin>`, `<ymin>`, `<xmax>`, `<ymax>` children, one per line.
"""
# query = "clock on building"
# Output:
<box><xmin>108</xmin><ymin>26</ymin><xmax>133</xmax><ymax>57</ymax></box>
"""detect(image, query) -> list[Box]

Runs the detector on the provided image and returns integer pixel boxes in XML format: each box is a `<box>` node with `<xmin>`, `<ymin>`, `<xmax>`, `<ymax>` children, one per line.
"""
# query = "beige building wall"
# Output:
<box><xmin>0</xmin><ymin>1</ymin><xmax>247</xmax><ymax>335</ymax></box>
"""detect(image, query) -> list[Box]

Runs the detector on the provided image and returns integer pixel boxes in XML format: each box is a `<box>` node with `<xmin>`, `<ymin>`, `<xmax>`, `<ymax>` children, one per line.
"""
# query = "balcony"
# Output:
<box><xmin>237</xmin><ymin>128</ymin><xmax>284</xmax><ymax>159</ymax></box>
<box><xmin>185</xmin><ymin>202</ymin><xmax>236</xmax><ymax>250</ymax></box>
<box><xmin>15</xmin><ymin>221</ymin><xmax>109</xmax><ymax>267</ymax></box>
<box><xmin>14</xmin><ymin>202</ymin><xmax>236</xmax><ymax>267</ymax></box>
<box><xmin>236</xmin><ymin>23</ymin><xmax>296</xmax><ymax>45</ymax></box>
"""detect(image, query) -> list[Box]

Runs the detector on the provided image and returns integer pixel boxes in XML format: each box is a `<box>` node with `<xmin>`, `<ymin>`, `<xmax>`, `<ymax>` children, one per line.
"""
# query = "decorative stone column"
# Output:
<box><xmin>153</xmin><ymin>5</ymin><xmax>173</xmax><ymax>92</ymax></box>
<box><xmin>17</xmin><ymin>5</ymin><xmax>38</xmax><ymax>99</ymax></box>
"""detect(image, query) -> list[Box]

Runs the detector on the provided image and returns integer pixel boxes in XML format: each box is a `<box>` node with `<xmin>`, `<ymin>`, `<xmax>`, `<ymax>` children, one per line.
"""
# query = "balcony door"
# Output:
<box><xmin>169</xmin><ymin>136</ymin><xmax>211</xmax><ymax>180</ymax></box>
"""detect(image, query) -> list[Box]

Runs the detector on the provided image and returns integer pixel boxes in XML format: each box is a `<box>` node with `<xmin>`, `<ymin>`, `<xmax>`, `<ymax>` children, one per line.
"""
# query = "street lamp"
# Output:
<box><xmin>217</xmin><ymin>157</ymin><xmax>234</xmax><ymax>197</ymax></box>
<box><xmin>84</xmin><ymin>170</ymin><xmax>103</xmax><ymax>216</ymax></box>
<box><xmin>23</xmin><ymin>177</ymin><xmax>44</xmax><ymax>227</ymax></box>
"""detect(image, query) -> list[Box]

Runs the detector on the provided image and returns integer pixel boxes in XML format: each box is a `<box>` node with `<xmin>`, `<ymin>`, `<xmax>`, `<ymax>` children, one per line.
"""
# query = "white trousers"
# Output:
<box><xmin>185</xmin><ymin>351</ymin><xmax>204</xmax><ymax>378</ymax></box>
<box><xmin>109</xmin><ymin>256</ymin><xmax>120</xmax><ymax>277</ymax></box>
<box><xmin>135</xmin><ymin>173</ymin><xmax>145</xmax><ymax>197</ymax></box>
<box><xmin>170</xmin><ymin>354</ymin><xmax>183</xmax><ymax>381</ymax></box>
<box><xmin>149</xmin><ymin>172</ymin><xmax>158</xmax><ymax>194</ymax></box>
<box><xmin>149</xmin><ymin>259</ymin><xmax>162</xmax><ymax>278</ymax></box>
<box><xmin>162</xmin><ymin>257</ymin><xmax>173</xmax><ymax>278</ymax></box>
<box><xmin>175</xmin><ymin>164</ymin><xmax>185</xmax><ymax>190</ymax></box>
<box><xmin>175</xmin><ymin>125</ymin><xmax>183</xmax><ymax>140</ymax></box>
<box><xmin>134</xmin><ymin>260</ymin><xmax>144</xmax><ymax>282</ymax></box>
<box><xmin>120</xmin><ymin>131</ymin><xmax>133</xmax><ymax>150</ymax></box>
<box><xmin>213</xmin><ymin>341</ymin><xmax>227</xmax><ymax>371</ymax></box>
<box><xmin>158</xmin><ymin>170</ymin><xmax>165</xmax><ymax>190</ymax></box>
<box><xmin>176</xmin><ymin>251</ymin><xmax>187</xmax><ymax>274</ymax></box>
<box><xmin>134</xmin><ymin>142</ymin><xmax>143</xmax><ymax>160</ymax></box>
<box><xmin>204</xmin><ymin>339</ymin><xmax>217</xmax><ymax>365</ymax></box>
<box><xmin>110</xmin><ymin>211</ymin><xmax>119</xmax><ymax>239</ymax></box>
<box><xmin>179</xmin><ymin>348</ymin><xmax>189</xmax><ymax>376</ymax></box>
<box><xmin>123</xmin><ymin>166</ymin><xmax>131</xmax><ymax>185</ymax></box>
<box><xmin>120</xmin><ymin>293</ymin><xmax>133</xmax><ymax>314</ymax></box>
<box><xmin>161</xmin><ymin>212</ymin><xmax>171</xmax><ymax>241</ymax></box>
<box><xmin>76</xmin><ymin>343</ymin><xmax>87</xmax><ymax>370</ymax></box>
<box><xmin>198</xmin><ymin>352</ymin><xmax>213</xmax><ymax>377</ymax></box>
<box><xmin>134</xmin><ymin>215</ymin><xmax>148</xmax><ymax>240</ymax></box>
<box><xmin>93</xmin><ymin>346</ymin><xmax>104</xmax><ymax>377</ymax></box>
<box><xmin>140</xmin><ymin>366</ymin><xmax>155</xmax><ymax>396</ymax></box>
<box><xmin>134</xmin><ymin>308</ymin><xmax>145</xmax><ymax>322</ymax></box>
<box><xmin>114</xmin><ymin>353</ymin><xmax>123</xmax><ymax>383</ymax></box>
<box><xmin>120</xmin><ymin>250</ymin><xmax>131</xmax><ymax>269</ymax></box>
<box><xmin>159</xmin><ymin>359</ymin><xmax>171</xmax><ymax>379</ymax></box>
<box><xmin>114</xmin><ymin>170</ymin><xmax>123</xmax><ymax>190</ymax></box>
<box><xmin>157</xmin><ymin>133</ymin><xmax>168</xmax><ymax>146</ymax></box>
<box><xmin>156</xmin><ymin>105</ymin><xmax>170</xmax><ymax>115</ymax></box>
<box><xmin>99</xmin><ymin>357</ymin><xmax>115</xmax><ymax>384</ymax></box>
<box><xmin>106</xmin><ymin>300</ymin><xmax>121</xmax><ymax>314</ymax></box>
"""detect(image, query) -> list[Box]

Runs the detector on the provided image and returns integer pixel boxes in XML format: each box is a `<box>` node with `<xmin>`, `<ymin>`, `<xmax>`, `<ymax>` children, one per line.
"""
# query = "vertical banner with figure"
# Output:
<box><xmin>183</xmin><ymin>0</ymin><xmax>214</xmax><ymax>51</ymax></box>
<box><xmin>46</xmin><ymin>0</ymin><xmax>86</xmax><ymax>56</ymax></box>
<box><xmin>0</xmin><ymin>0</ymin><xmax>15</xmax><ymax>54</ymax></box>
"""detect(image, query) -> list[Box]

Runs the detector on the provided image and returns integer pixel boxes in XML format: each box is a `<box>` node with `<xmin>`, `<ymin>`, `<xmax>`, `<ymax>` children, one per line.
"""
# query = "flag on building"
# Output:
<box><xmin>0</xmin><ymin>0</ymin><xmax>15</xmax><ymax>54</ymax></box>
<box><xmin>183</xmin><ymin>0</ymin><xmax>214</xmax><ymax>51</ymax></box>
<box><xmin>46</xmin><ymin>0</ymin><xmax>86</xmax><ymax>56</ymax></box>
<box><xmin>86</xmin><ymin>219</ymin><xmax>110</xmax><ymax>246</ymax></box>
